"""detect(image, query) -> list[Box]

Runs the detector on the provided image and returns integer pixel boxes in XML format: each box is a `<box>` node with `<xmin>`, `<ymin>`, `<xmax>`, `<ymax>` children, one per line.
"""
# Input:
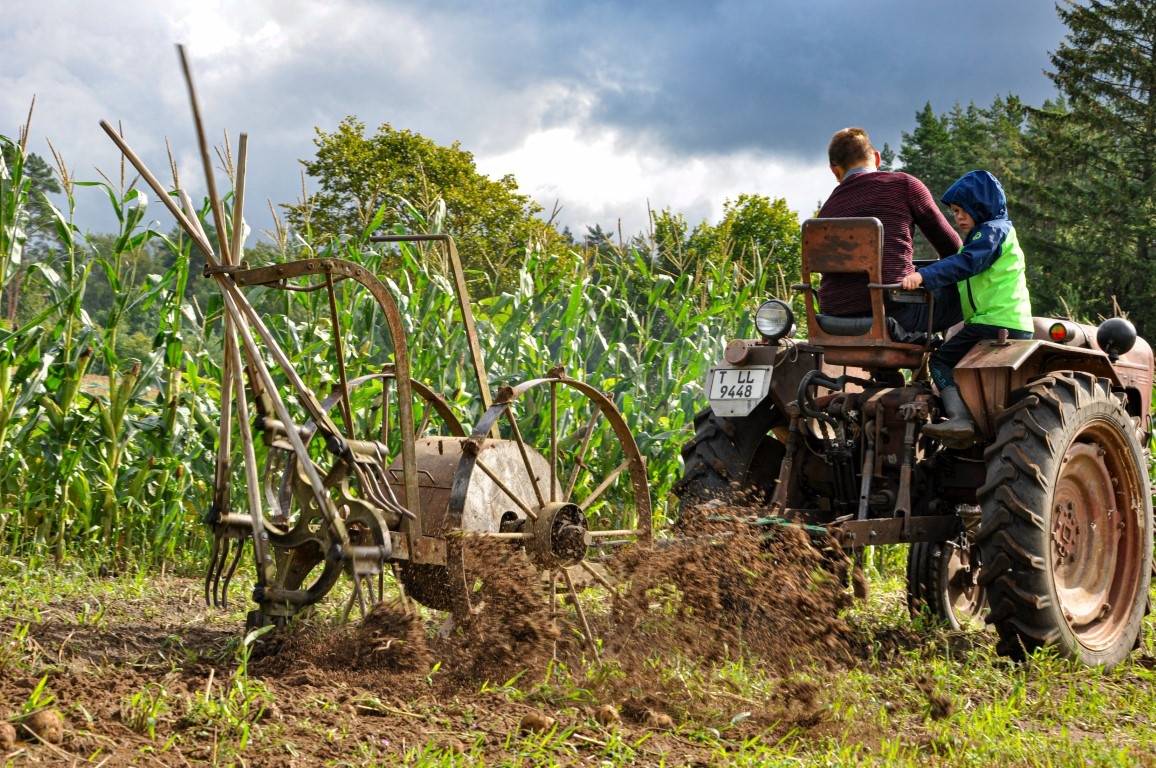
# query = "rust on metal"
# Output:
<box><xmin>103</xmin><ymin>49</ymin><xmax>655</xmax><ymax>651</ymax></box>
<box><xmin>797</xmin><ymin>217</ymin><xmax>932</xmax><ymax>370</ymax></box>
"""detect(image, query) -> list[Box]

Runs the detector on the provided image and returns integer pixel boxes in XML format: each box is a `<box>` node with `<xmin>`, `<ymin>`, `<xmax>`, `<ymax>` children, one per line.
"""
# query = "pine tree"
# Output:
<box><xmin>1026</xmin><ymin>0</ymin><xmax>1156</xmax><ymax>332</ymax></box>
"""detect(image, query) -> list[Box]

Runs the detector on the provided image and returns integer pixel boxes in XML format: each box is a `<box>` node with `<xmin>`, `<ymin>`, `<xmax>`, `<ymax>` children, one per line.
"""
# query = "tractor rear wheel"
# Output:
<box><xmin>673</xmin><ymin>400</ymin><xmax>787</xmax><ymax>515</ymax></box>
<box><xmin>976</xmin><ymin>373</ymin><xmax>1152</xmax><ymax>668</ymax></box>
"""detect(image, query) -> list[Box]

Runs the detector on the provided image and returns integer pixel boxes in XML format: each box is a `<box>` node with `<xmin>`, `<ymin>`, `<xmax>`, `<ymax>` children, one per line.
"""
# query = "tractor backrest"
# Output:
<box><xmin>797</xmin><ymin>217</ymin><xmax>932</xmax><ymax>370</ymax></box>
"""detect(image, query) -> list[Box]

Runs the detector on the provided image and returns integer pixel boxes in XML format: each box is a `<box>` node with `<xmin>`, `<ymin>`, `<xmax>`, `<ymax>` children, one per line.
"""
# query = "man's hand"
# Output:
<box><xmin>901</xmin><ymin>271</ymin><xmax>924</xmax><ymax>291</ymax></box>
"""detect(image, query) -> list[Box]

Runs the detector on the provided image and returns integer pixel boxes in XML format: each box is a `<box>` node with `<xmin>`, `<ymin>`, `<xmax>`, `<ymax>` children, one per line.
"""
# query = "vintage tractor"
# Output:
<box><xmin>675</xmin><ymin>216</ymin><xmax>1154</xmax><ymax>668</ymax></box>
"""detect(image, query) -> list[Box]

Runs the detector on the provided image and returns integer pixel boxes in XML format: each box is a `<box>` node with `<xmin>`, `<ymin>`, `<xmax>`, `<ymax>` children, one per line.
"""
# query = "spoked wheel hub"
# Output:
<box><xmin>530</xmin><ymin>503</ymin><xmax>590</xmax><ymax>569</ymax></box>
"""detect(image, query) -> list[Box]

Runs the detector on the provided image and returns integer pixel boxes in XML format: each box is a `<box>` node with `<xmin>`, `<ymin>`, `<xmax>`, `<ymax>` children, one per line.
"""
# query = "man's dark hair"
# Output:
<box><xmin>828</xmin><ymin>127</ymin><xmax>875</xmax><ymax>169</ymax></box>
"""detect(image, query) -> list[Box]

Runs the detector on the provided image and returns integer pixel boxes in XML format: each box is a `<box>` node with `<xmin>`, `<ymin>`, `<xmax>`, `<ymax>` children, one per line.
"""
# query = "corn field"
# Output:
<box><xmin>0</xmin><ymin>133</ymin><xmax>779</xmax><ymax>571</ymax></box>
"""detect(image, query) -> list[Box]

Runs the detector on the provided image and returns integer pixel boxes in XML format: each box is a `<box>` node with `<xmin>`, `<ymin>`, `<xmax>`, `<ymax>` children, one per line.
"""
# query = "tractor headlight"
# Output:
<box><xmin>754</xmin><ymin>299</ymin><xmax>794</xmax><ymax>343</ymax></box>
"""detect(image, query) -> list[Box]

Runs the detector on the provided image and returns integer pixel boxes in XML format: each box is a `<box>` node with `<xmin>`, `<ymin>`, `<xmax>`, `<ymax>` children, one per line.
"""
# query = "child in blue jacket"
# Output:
<box><xmin>901</xmin><ymin>170</ymin><xmax>1033</xmax><ymax>447</ymax></box>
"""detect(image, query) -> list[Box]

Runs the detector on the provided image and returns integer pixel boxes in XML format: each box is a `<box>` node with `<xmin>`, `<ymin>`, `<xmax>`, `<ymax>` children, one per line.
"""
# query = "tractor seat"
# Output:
<box><xmin>797</xmin><ymin>217</ymin><xmax>935</xmax><ymax>371</ymax></box>
<box><xmin>815</xmin><ymin>314</ymin><xmax>930</xmax><ymax>346</ymax></box>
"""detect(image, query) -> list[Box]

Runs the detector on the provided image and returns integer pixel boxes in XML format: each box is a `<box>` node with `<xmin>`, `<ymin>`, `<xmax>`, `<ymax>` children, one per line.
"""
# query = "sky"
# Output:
<box><xmin>1</xmin><ymin>0</ymin><xmax>1071</xmax><ymax>247</ymax></box>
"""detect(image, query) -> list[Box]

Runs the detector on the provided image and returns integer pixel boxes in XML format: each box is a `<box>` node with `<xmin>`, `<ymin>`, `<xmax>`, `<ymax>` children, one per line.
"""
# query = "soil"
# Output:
<box><xmin>0</xmin><ymin>518</ymin><xmax>943</xmax><ymax>765</ymax></box>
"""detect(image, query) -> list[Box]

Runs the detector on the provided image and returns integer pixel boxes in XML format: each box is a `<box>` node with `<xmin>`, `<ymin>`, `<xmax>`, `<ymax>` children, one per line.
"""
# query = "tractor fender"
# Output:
<box><xmin>954</xmin><ymin>338</ymin><xmax>1129</xmax><ymax>442</ymax></box>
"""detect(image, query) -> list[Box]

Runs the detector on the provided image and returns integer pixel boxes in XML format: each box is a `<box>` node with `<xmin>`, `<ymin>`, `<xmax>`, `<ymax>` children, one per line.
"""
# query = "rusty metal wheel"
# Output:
<box><xmin>906</xmin><ymin>539</ymin><xmax>986</xmax><ymax>631</ymax></box>
<box><xmin>977</xmin><ymin>372</ymin><xmax>1152</xmax><ymax>668</ymax></box>
<box><xmin>429</xmin><ymin>370</ymin><xmax>653</xmax><ymax>661</ymax></box>
<box><xmin>258</xmin><ymin>373</ymin><xmax>466</xmax><ymax>623</ymax></box>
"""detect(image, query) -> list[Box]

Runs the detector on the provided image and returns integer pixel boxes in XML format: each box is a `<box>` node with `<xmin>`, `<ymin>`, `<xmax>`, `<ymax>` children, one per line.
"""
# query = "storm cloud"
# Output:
<box><xmin>1</xmin><ymin>0</ymin><xmax>1068</xmax><ymax>241</ymax></box>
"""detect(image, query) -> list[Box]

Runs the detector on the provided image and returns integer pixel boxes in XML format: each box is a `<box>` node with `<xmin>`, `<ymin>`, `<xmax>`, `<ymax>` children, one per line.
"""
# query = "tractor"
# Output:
<box><xmin>675</xmin><ymin>216</ymin><xmax>1155</xmax><ymax>668</ymax></box>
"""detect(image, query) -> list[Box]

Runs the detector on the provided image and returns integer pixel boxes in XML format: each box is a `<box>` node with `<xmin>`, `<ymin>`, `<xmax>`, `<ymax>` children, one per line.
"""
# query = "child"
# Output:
<box><xmin>900</xmin><ymin>170</ymin><xmax>1033</xmax><ymax>447</ymax></box>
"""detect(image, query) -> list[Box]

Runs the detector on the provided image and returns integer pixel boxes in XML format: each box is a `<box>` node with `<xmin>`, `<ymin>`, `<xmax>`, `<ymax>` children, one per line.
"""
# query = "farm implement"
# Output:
<box><xmin>98</xmin><ymin>49</ymin><xmax>651</xmax><ymax>662</ymax></box>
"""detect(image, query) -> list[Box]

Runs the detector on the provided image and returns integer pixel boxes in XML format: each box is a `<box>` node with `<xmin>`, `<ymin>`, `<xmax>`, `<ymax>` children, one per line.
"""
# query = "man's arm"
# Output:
<box><xmin>908</xmin><ymin>177</ymin><xmax>962</xmax><ymax>257</ymax></box>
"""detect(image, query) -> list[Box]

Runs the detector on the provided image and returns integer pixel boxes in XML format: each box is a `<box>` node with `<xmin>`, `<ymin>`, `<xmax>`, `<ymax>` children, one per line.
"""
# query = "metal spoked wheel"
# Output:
<box><xmin>435</xmin><ymin>370</ymin><xmax>653</xmax><ymax>661</ymax></box>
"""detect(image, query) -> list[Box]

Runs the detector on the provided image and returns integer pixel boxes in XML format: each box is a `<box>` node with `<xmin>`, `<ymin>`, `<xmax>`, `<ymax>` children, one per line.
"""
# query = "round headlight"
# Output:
<box><xmin>754</xmin><ymin>299</ymin><xmax>794</xmax><ymax>342</ymax></box>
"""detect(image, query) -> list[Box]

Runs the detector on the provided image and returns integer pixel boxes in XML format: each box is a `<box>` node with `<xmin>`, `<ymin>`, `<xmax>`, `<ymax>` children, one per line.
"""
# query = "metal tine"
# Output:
<box><xmin>204</xmin><ymin>534</ymin><xmax>224</xmax><ymax>606</ymax></box>
<box><xmin>365</xmin><ymin>575</ymin><xmax>377</xmax><ymax>608</ymax></box>
<box><xmin>342</xmin><ymin>581</ymin><xmax>357</xmax><ymax>622</ymax></box>
<box><xmin>219</xmin><ymin>537</ymin><xmax>247</xmax><ymax>609</ymax></box>
<box><xmin>342</xmin><ymin>576</ymin><xmax>368</xmax><ymax>622</ymax></box>
<box><xmin>561</xmin><ymin>567</ymin><xmax>601</xmax><ymax>665</ymax></box>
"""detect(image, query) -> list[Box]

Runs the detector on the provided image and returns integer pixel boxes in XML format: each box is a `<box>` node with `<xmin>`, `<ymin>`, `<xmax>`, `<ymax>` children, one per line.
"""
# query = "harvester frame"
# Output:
<box><xmin>100</xmin><ymin>48</ymin><xmax>653</xmax><ymax>661</ymax></box>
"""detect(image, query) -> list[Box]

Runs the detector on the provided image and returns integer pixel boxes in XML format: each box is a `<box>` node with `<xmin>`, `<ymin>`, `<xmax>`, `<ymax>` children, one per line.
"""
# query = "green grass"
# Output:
<box><xmin>3</xmin><ymin>565</ymin><xmax>1154</xmax><ymax>765</ymax></box>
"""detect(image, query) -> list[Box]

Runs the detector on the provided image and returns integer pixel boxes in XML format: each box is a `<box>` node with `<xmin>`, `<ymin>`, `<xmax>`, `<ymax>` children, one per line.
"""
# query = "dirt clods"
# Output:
<box><xmin>611</xmin><ymin>515</ymin><xmax>855</xmax><ymax>673</ymax></box>
<box><xmin>354</xmin><ymin>600</ymin><xmax>431</xmax><ymax>673</ymax></box>
<box><xmin>593</xmin><ymin>703</ymin><xmax>620</xmax><ymax>726</ymax></box>
<box><xmin>434</xmin><ymin>539</ymin><xmax>560</xmax><ymax>687</ymax></box>
<box><xmin>519</xmin><ymin>712</ymin><xmax>557</xmax><ymax>734</ymax></box>
<box><xmin>621</xmin><ymin>697</ymin><xmax>676</xmax><ymax>730</ymax></box>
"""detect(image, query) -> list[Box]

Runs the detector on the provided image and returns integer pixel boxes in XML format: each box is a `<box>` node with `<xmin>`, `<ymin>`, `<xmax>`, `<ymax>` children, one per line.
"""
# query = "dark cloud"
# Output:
<box><xmin>0</xmin><ymin>0</ymin><xmax>1070</xmax><ymax>240</ymax></box>
<box><xmin>399</xmin><ymin>0</ymin><xmax>1067</xmax><ymax>159</ymax></box>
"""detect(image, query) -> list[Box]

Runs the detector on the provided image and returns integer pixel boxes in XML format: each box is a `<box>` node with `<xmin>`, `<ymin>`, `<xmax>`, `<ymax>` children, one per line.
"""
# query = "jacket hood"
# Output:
<box><xmin>940</xmin><ymin>170</ymin><xmax>1007</xmax><ymax>225</ymax></box>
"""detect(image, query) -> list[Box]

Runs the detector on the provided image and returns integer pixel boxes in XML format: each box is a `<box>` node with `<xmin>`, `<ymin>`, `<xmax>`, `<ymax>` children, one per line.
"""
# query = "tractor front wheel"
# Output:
<box><xmin>673</xmin><ymin>401</ymin><xmax>786</xmax><ymax>517</ymax></box>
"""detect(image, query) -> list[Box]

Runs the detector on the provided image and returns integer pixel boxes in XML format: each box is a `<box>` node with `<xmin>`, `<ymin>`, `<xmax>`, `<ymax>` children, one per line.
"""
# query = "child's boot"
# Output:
<box><xmin>924</xmin><ymin>387</ymin><xmax>976</xmax><ymax>448</ymax></box>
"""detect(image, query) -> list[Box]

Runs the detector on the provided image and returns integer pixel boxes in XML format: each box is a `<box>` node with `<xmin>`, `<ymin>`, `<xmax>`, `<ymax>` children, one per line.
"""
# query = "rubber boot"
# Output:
<box><xmin>923</xmin><ymin>387</ymin><xmax>976</xmax><ymax>449</ymax></box>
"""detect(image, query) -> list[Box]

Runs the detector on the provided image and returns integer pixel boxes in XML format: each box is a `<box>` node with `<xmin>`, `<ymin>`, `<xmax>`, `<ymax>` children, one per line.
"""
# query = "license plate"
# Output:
<box><xmin>707</xmin><ymin>365</ymin><xmax>773</xmax><ymax>417</ymax></box>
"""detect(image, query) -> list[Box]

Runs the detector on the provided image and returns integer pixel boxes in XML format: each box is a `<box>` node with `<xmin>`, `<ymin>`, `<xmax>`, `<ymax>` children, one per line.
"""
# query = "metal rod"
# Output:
<box><xmin>177</xmin><ymin>44</ymin><xmax>231</xmax><ymax>264</ymax></box>
<box><xmin>564</xmin><ymin>409</ymin><xmax>601</xmax><ymax>502</ymax></box>
<box><xmin>578</xmin><ymin>560</ymin><xmax>619</xmax><ymax>595</ymax></box>
<box><xmin>324</xmin><ymin>273</ymin><xmax>354</xmax><ymax>433</ymax></box>
<box><xmin>466</xmin><ymin>531</ymin><xmax>535</xmax><ymax>540</ymax></box>
<box><xmin>229</xmin><ymin>133</ymin><xmax>248</xmax><ymax>262</ymax></box>
<box><xmin>585</xmin><ymin>528</ymin><xmax>645</xmax><ymax>538</ymax></box>
<box><xmin>503</xmin><ymin>404</ymin><xmax>546</xmax><ymax>510</ymax></box>
<box><xmin>370</xmin><ymin>234</ymin><xmax>493</xmax><ymax>421</ymax></box>
<box><xmin>416</xmin><ymin>402</ymin><xmax>432</xmax><ymax>438</ymax></box>
<box><xmin>550</xmin><ymin>381</ymin><xmax>558</xmax><ymax>503</ymax></box>
<box><xmin>561</xmin><ymin>567</ymin><xmax>601</xmax><ymax>665</ymax></box>
<box><xmin>578</xmin><ymin>459</ymin><xmax>630</xmax><ymax>512</ymax></box>
<box><xmin>228</xmin><ymin>314</ymin><xmax>273</xmax><ymax>584</ymax></box>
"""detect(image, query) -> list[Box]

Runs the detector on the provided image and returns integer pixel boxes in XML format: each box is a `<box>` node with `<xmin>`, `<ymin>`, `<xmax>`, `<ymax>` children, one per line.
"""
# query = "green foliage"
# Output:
<box><xmin>896</xmin><ymin>2</ymin><xmax>1156</xmax><ymax>332</ymax></box>
<box><xmin>1019</xmin><ymin>0</ymin><xmax>1156</xmax><ymax>332</ymax></box>
<box><xmin>0</xmin><ymin>135</ymin><xmax>214</xmax><ymax>568</ymax></box>
<box><xmin>898</xmin><ymin>96</ymin><xmax>1031</xmax><ymax>263</ymax></box>
<box><xmin>284</xmin><ymin>117</ymin><xmax>563</xmax><ymax>294</ymax></box>
<box><xmin>121</xmin><ymin>682</ymin><xmax>170</xmax><ymax>740</ymax></box>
